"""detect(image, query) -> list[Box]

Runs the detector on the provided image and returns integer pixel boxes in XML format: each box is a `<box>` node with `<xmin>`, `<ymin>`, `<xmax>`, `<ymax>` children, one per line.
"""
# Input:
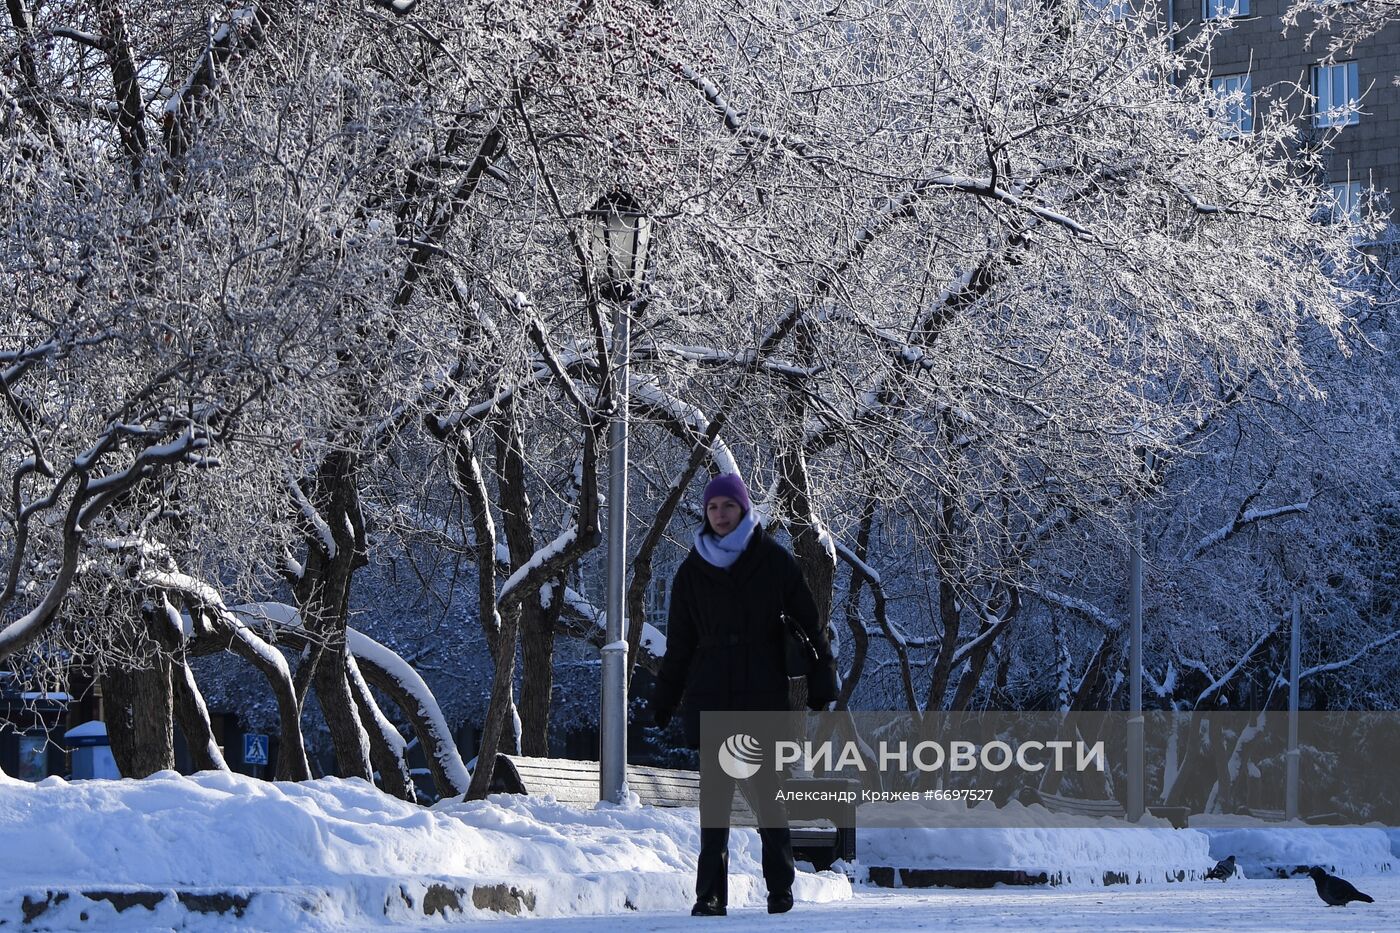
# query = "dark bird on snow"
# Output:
<box><xmin>1205</xmin><ymin>855</ymin><xmax>1236</xmax><ymax>881</ymax></box>
<box><xmin>1308</xmin><ymin>866</ymin><xmax>1375</xmax><ymax>907</ymax></box>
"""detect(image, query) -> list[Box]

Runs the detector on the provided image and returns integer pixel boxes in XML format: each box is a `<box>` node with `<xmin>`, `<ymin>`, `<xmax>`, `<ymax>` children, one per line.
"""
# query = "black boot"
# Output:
<box><xmin>758</xmin><ymin>826</ymin><xmax>795</xmax><ymax>912</ymax></box>
<box><xmin>693</xmin><ymin>827</ymin><xmax>729</xmax><ymax>916</ymax></box>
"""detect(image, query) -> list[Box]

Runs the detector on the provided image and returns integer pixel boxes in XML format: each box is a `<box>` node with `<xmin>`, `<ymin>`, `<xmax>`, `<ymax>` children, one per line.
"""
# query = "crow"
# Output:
<box><xmin>1205</xmin><ymin>855</ymin><xmax>1236</xmax><ymax>881</ymax></box>
<box><xmin>1308</xmin><ymin>866</ymin><xmax>1375</xmax><ymax>907</ymax></box>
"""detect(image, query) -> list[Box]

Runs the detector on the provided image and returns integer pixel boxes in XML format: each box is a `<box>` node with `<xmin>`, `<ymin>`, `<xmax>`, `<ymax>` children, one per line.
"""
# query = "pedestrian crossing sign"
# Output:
<box><xmin>243</xmin><ymin>733</ymin><xmax>269</xmax><ymax>766</ymax></box>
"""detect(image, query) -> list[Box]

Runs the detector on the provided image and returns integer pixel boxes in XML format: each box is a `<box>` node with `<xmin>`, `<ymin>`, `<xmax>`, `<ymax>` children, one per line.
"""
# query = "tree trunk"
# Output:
<box><xmin>445</xmin><ymin>426</ymin><xmax>500</xmax><ymax>658</ymax></box>
<box><xmin>1163</xmin><ymin>710</ymin><xmax>1208</xmax><ymax>808</ymax></box>
<box><xmin>519</xmin><ymin>593</ymin><xmax>557</xmax><ymax>757</ymax></box>
<box><xmin>837</xmin><ymin>500</ymin><xmax>876</xmax><ymax>710</ymax></box>
<box><xmin>352</xmin><ymin>631</ymin><xmax>472</xmax><ymax>799</ymax></box>
<box><xmin>1211</xmin><ymin>714</ymin><xmax>1233</xmax><ymax>813</ymax></box>
<box><xmin>95</xmin><ymin>605</ymin><xmax>177</xmax><ymax>779</ymax></box>
<box><xmin>780</xmin><ymin>445</ymin><xmax>836</xmax><ymax>629</ymax></box>
<box><xmin>234</xmin><ymin>636</ymin><xmax>311</xmax><ymax>782</ymax></box>
<box><xmin>949</xmin><ymin>587</ymin><xmax>1019</xmax><ymax>712</ymax></box>
<box><xmin>149</xmin><ymin>597</ymin><xmax>228</xmax><ymax>773</ymax></box>
<box><xmin>126</xmin><ymin>656</ymin><xmax>174</xmax><ymax>778</ymax></box>
<box><xmin>776</xmin><ymin>391</ymin><xmax>837</xmax><ymax>714</ymax></box>
<box><xmin>347</xmin><ymin>654</ymin><xmax>415</xmax><ymax>802</ymax></box>
<box><xmin>274</xmin><ymin>622</ymin><xmax>472</xmax><ymax>798</ymax></box>
<box><xmin>948</xmin><ymin>633</ymin><xmax>993</xmax><ymax>712</ymax></box>
<box><xmin>170</xmin><ymin>654</ymin><xmax>227</xmax><ymax>772</ymax></box>
<box><xmin>839</xmin><ymin>577</ymin><xmax>870</xmax><ymax>710</ymax></box>
<box><xmin>924</xmin><ymin>413</ymin><xmax>969</xmax><ymax>713</ymax></box>
<box><xmin>189</xmin><ymin>614</ymin><xmax>312</xmax><ymax>781</ymax></box>
<box><xmin>925</xmin><ymin>494</ymin><xmax>963</xmax><ymax>712</ymax></box>
<box><xmin>462</xmin><ymin>406</ymin><xmax>602</xmax><ymax>798</ymax></box>
<box><xmin>312</xmin><ymin>646</ymin><xmax>373</xmax><ymax>780</ymax></box>
<box><xmin>292</xmin><ymin>452</ymin><xmax>373</xmax><ymax>780</ymax></box>
<box><xmin>494</xmin><ymin>409</ymin><xmax>555</xmax><ymax>758</ymax></box>
<box><xmin>100</xmin><ymin>666</ymin><xmax>138</xmax><ymax>777</ymax></box>
<box><xmin>1039</xmin><ymin>631</ymin><xmax>1120</xmax><ymax>795</ymax></box>
<box><xmin>467</xmin><ymin>603</ymin><xmax>522</xmax><ymax>799</ymax></box>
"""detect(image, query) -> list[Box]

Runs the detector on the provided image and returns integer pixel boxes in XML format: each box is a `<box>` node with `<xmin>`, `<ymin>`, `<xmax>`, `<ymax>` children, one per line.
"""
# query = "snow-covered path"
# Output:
<box><xmin>386</xmin><ymin>877</ymin><xmax>1399</xmax><ymax>933</ymax></box>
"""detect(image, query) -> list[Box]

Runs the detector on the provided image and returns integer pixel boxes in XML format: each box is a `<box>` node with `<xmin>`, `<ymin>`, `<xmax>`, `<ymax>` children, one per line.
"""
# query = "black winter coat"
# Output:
<box><xmin>651</xmin><ymin>526</ymin><xmax>839</xmax><ymax>748</ymax></box>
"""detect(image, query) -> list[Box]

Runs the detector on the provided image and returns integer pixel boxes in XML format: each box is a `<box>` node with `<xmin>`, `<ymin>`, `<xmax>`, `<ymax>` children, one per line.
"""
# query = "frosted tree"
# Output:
<box><xmin>1284</xmin><ymin>0</ymin><xmax>1400</xmax><ymax>61</ymax></box>
<box><xmin>0</xmin><ymin>0</ymin><xmax>1377</xmax><ymax>795</ymax></box>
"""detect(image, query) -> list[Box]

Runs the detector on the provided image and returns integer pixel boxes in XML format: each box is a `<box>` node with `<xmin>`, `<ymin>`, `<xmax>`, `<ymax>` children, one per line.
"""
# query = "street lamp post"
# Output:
<box><xmin>584</xmin><ymin>191</ymin><xmax>652</xmax><ymax>805</ymax></box>
<box><xmin>1278</xmin><ymin>545</ymin><xmax>1303</xmax><ymax>822</ymax></box>
<box><xmin>1127</xmin><ymin>448</ymin><xmax>1153</xmax><ymax>822</ymax></box>
<box><xmin>1286</xmin><ymin>591</ymin><xmax>1301</xmax><ymax>820</ymax></box>
<box><xmin>1127</xmin><ymin>490</ymin><xmax>1144</xmax><ymax>822</ymax></box>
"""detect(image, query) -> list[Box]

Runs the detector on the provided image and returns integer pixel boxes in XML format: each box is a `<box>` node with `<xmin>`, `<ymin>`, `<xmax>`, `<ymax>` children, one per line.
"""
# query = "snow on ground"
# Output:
<box><xmin>0</xmin><ymin>769</ymin><xmax>847</xmax><ymax>930</ymax></box>
<box><xmin>2</xmin><ymin>769</ymin><xmax>1396</xmax><ymax>931</ymax></box>
<box><xmin>858</xmin><ymin>799</ymin><xmax>1394</xmax><ymax>883</ymax></box>
<box><xmin>861</xmin><ymin>826</ymin><xmax>1209</xmax><ymax>883</ymax></box>
<box><xmin>858</xmin><ymin>799</ymin><xmax>1209</xmax><ymax>883</ymax></box>
<box><xmin>1190</xmin><ymin>814</ymin><xmax>1395</xmax><ymax>878</ymax></box>
<box><xmin>381</xmin><ymin>877</ymin><xmax>1400</xmax><ymax>933</ymax></box>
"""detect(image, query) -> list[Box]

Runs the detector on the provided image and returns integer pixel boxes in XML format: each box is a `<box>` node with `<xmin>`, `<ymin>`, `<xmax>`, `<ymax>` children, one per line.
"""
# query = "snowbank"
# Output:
<box><xmin>5</xmin><ymin>769</ymin><xmax>1394</xmax><ymax>930</ymax></box>
<box><xmin>856</xmin><ymin>800</ymin><xmax>1397</xmax><ymax>886</ymax></box>
<box><xmin>856</xmin><ymin>799</ymin><xmax>1212</xmax><ymax>885</ymax></box>
<box><xmin>1191</xmin><ymin>815</ymin><xmax>1395</xmax><ymax>879</ymax></box>
<box><xmin>860</xmin><ymin>826</ymin><xmax>1213</xmax><ymax>886</ymax></box>
<box><xmin>0</xmin><ymin>771</ymin><xmax>850</xmax><ymax>929</ymax></box>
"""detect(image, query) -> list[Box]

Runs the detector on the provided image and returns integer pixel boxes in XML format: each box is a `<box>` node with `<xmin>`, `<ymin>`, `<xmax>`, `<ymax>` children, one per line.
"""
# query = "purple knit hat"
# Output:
<box><xmin>702</xmin><ymin>473</ymin><xmax>751</xmax><ymax>513</ymax></box>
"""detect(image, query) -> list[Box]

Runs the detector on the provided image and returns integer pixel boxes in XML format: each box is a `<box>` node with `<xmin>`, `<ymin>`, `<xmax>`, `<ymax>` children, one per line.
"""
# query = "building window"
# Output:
<box><xmin>1312</xmin><ymin>62</ymin><xmax>1360</xmax><ymax>127</ymax></box>
<box><xmin>1328</xmin><ymin>181</ymin><xmax>1362</xmax><ymax>223</ymax></box>
<box><xmin>1211</xmin><ymin>73</ymin><xmax>1253</xmax><ymax>135</ymax></box>
<box><xmin>1203</xmin><ymin>0</ymin><xmax>1249</xmax><ymax>18</ymax></box>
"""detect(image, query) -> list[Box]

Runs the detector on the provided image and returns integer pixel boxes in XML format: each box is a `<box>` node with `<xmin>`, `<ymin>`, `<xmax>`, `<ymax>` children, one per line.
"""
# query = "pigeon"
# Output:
<box><xmin>1205</xmin><ymin>855</ymin><xmax>1236</xmax><ymax>881</ymax></box>
<box><xmin>1308</xmin><ymin>866</ymin><xmax>1375</xmax><ymax>907</ymax></box>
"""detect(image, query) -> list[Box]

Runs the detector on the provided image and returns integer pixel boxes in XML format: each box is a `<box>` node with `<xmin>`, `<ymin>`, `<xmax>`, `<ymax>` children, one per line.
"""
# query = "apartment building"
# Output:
<box><xmin>1169</xmin><ymin>0</ymin><xmax>1400</xmax><ymax>222</ymax></box>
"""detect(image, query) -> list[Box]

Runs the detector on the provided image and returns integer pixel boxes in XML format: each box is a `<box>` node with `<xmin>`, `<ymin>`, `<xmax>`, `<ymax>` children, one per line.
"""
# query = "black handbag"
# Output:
<box><xmin>781</xmin><ymin>600</ymin><xmax>819</xmax><ymax>678</ymax></box>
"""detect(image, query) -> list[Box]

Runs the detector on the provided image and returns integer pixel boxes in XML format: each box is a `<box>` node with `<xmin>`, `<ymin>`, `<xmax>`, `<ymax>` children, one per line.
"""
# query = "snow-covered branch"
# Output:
<box><xmin>1194</xmin><ymin>622</ymin><xmax>1282</xmax><ymax>710</ymax></box>
<box><xmin>1032</xmin><ymin>587</ymin><xmax>1122</xmax><ymax>633</ymax></box>
<box><xmin>674</xmin><ymin>61</ymin><xmax>832</xmax><ymax>166</ymax></box>
<box><xmin>1297</xmin><ymin>627</ymin><xmax>1400</xmax><ymax>682</ymax></box>
<box><xmin>1186</xmin><ymin>498</ymin><xmax>1310</xmax><ymax>563</ymax></box>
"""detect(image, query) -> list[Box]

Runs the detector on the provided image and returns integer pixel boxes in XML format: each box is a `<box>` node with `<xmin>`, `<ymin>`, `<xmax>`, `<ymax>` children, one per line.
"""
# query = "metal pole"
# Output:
<box><xmin>1285</xmin><ymin>591</ymin><xmax>1301</xmax><ymax>820</ymax></box>
<box><xmin>600</xmin><ymin>297</ymin><xmax>630</xmax><ymax>805</ymax></box>
<box><xmin>1127</xmin><ymin>489</ymin><xmax>1144</xmax><ymax>821</ymax></box>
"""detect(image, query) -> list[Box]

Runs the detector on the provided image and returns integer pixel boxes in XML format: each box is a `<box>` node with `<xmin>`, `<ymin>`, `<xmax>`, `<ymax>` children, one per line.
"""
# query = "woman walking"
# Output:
<box><xmin>649</xmin><ymin>473</ymin><xmax>839</xmax><ymax>916</ymax></box>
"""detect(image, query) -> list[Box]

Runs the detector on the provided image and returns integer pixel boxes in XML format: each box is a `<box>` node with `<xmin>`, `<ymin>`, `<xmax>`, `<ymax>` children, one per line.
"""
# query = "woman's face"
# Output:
<box><xmin>706</xmin><ymin>496</ymin><xmax>743</xmax><ymax>536</ymax></box>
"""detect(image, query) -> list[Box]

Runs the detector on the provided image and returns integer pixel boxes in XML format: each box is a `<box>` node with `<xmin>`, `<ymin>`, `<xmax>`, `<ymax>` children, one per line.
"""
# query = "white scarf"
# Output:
<box><xmin>693</xmin><ymin>511</ymin><xmax>759</xmax><ymax>569</ymax></box>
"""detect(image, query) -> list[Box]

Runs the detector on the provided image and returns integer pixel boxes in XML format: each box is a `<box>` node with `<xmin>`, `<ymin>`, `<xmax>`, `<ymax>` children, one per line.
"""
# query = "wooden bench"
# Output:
<box><xmin>1242</xmin><ymin>807</ymin><xmax>1343</xmax><ymax>825</ymax></box>
<box><xmin>490</xmin><ymin>755</ymin><xmax>857</xmax><ymax>869</ymax></box>
<box><xmin>1034</xmin><ymin>789</ymin><xmax>1126</xmax><ymax>820</ymax></box>
<box><xmin>1245</xmin><ymin>807</ymin><xmax>1285</xmax><ymax>822</ymax></box>
<box><xmin>1145</xmin><ymin>806</ymin><xmax>1191</xmax><ymax>828</ymax></box>
<box><xmin>1034</xmin><ymin>790</ymin><xmax>1190</xmax><ymax>827</ymax></box>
